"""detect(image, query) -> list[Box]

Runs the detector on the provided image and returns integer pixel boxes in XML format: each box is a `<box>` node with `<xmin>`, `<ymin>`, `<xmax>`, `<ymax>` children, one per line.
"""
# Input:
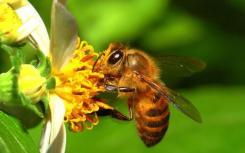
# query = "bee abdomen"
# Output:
<box><xmin>135</xmin><ymin>102</ymin><xmax>170</xmax><ymax>147</ymax></box>
<box><xmin>144</xmin><ymin>113</ymin><xmax>169</xmax><ymax>128</ymax></box>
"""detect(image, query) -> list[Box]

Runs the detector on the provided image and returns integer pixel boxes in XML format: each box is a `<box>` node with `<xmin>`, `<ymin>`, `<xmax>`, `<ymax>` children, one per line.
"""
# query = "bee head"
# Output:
<box><xmin>93</xmin><ymin>42</ymin><xmax>126</xmax><ymax>77</ymax></box>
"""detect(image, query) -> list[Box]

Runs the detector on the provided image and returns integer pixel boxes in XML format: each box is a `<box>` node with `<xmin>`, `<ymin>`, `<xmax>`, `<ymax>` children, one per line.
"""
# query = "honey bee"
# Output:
<box><xmin>93</xmin><ymin>43</ymin><xmax>205</xmax><ymax>147</ymax></box>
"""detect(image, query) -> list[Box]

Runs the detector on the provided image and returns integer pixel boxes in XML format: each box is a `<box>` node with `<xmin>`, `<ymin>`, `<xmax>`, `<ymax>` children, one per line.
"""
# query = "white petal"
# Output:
<box><xmin>50</xmin><ymin>1</ymin><xmax>78</xmax><ymax>70</ymax></box>
<box><xmin>39</xmin><ymin>94</ymin><xmax>66</xmax><ymax>153</ymax></box>
<box><xmin>16</xmin><ymin>17</ymin><xmax>40</xmax><ymax>41</ymax></box>
<box><xmin>40</xmin><ymin>120</ymin><xmax>52</xmax><ymax>153</ymax></box>
<box><xmin>48</xmin><ymin>124</ymin><xmax>66</xmax><ymax>153</ymax></box>
<box><xmin>15</xmin><ymin>1</ymin><xmax>50</xmax><ymax>55</ymax></box>
<box><xmin>49</xmin><ymin>94</ymin><xmax>66</xmax><ymax>144</ymax></box>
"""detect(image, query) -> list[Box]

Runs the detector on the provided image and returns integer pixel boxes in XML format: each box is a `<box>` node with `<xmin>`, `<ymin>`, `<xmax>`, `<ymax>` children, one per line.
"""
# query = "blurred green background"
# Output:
<box><xmin>2</xmin><ymin>0</ymin><xmax>245</xmax><ymax>152</ymax></box>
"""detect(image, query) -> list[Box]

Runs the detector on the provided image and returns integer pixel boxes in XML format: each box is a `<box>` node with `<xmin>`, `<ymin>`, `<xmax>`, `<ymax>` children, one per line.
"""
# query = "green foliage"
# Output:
<box><xmin>67</xmin><ymin>0</ymin><xmax>169</xmax><ymax>49</ymax></box>
<box><xmin>0</xmin><ymin>46</ymin><xmax>44</xmax><ymax>128</ymax></box>
<box><xmin>0</xmin><ymin>45</ymin><xmax>52</xmax><ymax>128</ymax></box>
<box><xmin>0</xmin><ymin>111</ymin><xmax>39</xmax><ymax>153</ymax></box>
<box><xmin>31</xmin><ymin>51</ymin><xmax>52</xmax><ymax>78</ymax></box>
<box><xmin>141</xmin><ymin>11</ymin><xmax>204</xmax><ymax>50</ymax></box>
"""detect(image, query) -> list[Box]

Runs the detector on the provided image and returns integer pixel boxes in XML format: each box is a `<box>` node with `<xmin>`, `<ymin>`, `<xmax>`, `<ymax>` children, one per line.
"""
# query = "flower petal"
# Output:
<box><xmin>40</xmin><ymin>94</ymin><xmax>66</xmax><ymax>153</ymax></box>
<box><xmin>40</xmin><ymin>119</ymin><xmax>52</xmax><ymax>153</ymax></box>
<box><xmin>15</xmin><ymin>1</ymin><xmax>50</xmax><ymax>55</ymax></box>
<box><xmin>16</xmin><ymin>16</ymin><xmax>40</xmax><ymax>42</ymax></box>
<box><xmin>50</xmin><ymin>0</ymin><xmax>78</xmax><ymax>70</ymax></box>
<box><xmin>49</xmin><ymin>94</ymin><xmax>66</xmax><ymax>144</ymax></box>
<box><xmin>48</xmin><ymin>124</ymin><xmax>66</xmax><ymax>153</ymax></box>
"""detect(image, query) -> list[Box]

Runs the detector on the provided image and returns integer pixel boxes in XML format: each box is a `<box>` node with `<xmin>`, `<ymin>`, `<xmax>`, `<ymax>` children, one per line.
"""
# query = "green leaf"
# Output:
<box><xmin>46</xmin><ymin>77</ymin><xmax>56</xmax><ymax>90</ymax></box>
<box><xmin>0</xmin><ymin>68</ymin><xmax>44</xmax><ymax>128</ymax></box>
<box><xmin>33</xmin><ymin>51</ymin><xmax>52</xmax><ymax>78</ymax></box>
<box><xmin>40</xmin><ymin>95</ymin><xmax>50</xmax><ymax>117</ymax></box>
<box><xmin>0</xmin><ymin>111</ymin><xmax>39</xmax><ymax>153</ymax></box>
<box><xmin>0</xmin><ymin>45</ymin><xmax>23</xmax><ymax>71</ymax></box>
<box><xmin>0</xmin><ymin>46</ymin><xmax>49</xmax><ymax>128</ymax></box>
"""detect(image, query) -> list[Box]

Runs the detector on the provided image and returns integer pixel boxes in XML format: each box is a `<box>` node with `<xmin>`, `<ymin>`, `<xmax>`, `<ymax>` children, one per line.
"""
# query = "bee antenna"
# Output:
<box><xmin>92</xmin><ymin>52</ymin><xmax>104</xmax><ymax>72</ymax></box>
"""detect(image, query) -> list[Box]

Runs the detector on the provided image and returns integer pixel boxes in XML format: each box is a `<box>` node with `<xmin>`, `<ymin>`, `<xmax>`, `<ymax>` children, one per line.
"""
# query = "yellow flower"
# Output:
<box><xmin>2</xmin><ymin>0</ymin><xmax>115</xmax><ymax>152</ymax></box>
<box><xmin>53</xmin><ymin>39</ymin><xmax>112</xmax><ymax>132</ymax></box>
<box><xmin>40</xmin><ymin>37</ymin><xmax>114</xmax><ymax>153</ymax></box>
<box><xmin>0</xmin><ymin>2</ymin><xmax>22</xmax><ymax>43</ymax></box>
<box><xmin>1</xmin><ymin>0</ymin><xmax>26</xmax><ymax>8</ymax></box>
<box><xmin>0</xmin><ymin>0</ymin><xmax>49</xmax><ymax>55</ymax></box>
<box><xmin>39</xmin><ymin>1</ymin><xmax>114</xmax><ymax>153</ymax></box>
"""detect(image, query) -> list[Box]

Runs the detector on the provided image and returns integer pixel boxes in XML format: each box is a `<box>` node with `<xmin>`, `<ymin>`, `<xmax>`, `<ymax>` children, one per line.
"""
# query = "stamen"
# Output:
<box><xmin>54</xmin><ymin>39</ymin><xmax>113</xmax><ymax>132</ymax></box>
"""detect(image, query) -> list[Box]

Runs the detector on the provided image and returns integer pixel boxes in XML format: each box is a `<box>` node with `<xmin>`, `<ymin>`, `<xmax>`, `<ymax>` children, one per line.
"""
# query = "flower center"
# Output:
<box><xmin>53</xmin><ymin>39</ymin><xmax>112</xmax><ymax>132</ymax></box>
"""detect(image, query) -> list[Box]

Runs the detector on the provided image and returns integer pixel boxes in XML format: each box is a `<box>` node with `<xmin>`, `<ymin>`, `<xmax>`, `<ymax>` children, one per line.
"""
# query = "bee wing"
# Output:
<box><xmin>157</xmin><ymin>55</ymin><xmax>206</xmax><ymax>77</ymax></box>
<box><xmin>50</xmin><ymin>0</ymin><xmax>78</xmax><ymax>70</ymax></box>
<box><xmin>166</xmin><ymin>88</ymin><xmax>202</xmax><ymax>123</ymax></box>
<box><xmin>134</xmin><ymin>71</ymin><xmax>202</xmax><ymax>123</ymax></box>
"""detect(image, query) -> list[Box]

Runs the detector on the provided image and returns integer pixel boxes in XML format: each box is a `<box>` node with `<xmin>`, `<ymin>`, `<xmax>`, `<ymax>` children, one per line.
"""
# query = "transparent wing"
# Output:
<box><xmin>134</xmin><ymin>71</ymin><xmax>202</xmax><ymax>123</ymax></box>
<box><xmin>50</xmin><ymin>1</ymin><xmax>78</xmax><ymax>70</ymax></box>
<box><xmin>157</xmin><ymin>55</ymin><xmax>206</xmax><ymax>77</ymax></box>
<box><xmin>166</xmin><ymin>88</ymin><xmax>202</xmax><ymax>123</ymax></box>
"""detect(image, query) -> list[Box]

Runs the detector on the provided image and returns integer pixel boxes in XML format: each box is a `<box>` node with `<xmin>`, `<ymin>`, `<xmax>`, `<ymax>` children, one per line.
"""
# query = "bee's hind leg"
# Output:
<box><xmin>97</xmin><ymin>108</ymin><xmax>132</xmax><ymax>121</ymax></box>
<box><xmin>104</xmin><ymin>84</ymin><xmax>135</xmax><ymax>120</ymax></box>
<box><xmin>127</xmin><ymin>97</ymin><xmax>134</xmax><ymax>120</ymax></box>
<box><xmin>111</xmin><ymin>109</ymin><xmax>132</xmax><ymax>121</ymax></box>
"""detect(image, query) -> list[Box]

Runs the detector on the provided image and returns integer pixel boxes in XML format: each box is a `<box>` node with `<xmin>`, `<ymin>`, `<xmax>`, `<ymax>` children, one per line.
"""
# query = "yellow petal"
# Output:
<box><xmin>0</xmin><ymin>2</ymin><xmax>22</xmax><ymax>43</ymax></box>
<box><xmin>1</xmin><ymin>0</ymin><xmax>27</xmax><ymax>9</ymax></box>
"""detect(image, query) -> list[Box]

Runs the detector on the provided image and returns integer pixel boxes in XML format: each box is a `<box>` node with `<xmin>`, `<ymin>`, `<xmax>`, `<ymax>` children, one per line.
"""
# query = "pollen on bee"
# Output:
<box><xmin>54</xmin><ymin>39</ymin><xmax>112</xmax><ymax>132</ymax></box>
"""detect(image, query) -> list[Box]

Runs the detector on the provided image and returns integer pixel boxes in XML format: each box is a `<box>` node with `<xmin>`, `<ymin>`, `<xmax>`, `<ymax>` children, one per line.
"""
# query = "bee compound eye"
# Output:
<box><xmin>108</xmin><ymin>50</ymin><xmax>124</xmax><ymax>65</ymax></box>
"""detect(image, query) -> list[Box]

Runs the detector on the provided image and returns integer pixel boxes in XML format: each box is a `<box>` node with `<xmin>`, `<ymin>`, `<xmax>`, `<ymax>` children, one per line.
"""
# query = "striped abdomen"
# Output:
<box><xmin>134</xmin><ymin>95</ymin><xmax>170</xmax><ymax>147</ymax></box>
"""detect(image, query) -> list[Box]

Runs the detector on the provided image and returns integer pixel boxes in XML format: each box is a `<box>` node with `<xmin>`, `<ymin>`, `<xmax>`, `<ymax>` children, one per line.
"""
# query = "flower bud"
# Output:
<box><xmin>18</xmin><ymin>64</ymin><xmax>46</xmax><ymax>103</ymax></box>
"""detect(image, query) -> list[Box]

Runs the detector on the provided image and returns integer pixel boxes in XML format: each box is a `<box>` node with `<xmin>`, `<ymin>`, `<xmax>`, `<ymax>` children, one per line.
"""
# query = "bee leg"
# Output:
<box><xmin>110</xmin><ymin>107</ymin><xmax>133</xmax><ymax>121</ymax></box>
<box><xmin>97</xmin><ymin>109</ymin><xmax>131</xmax><ymax>121</ymax></box>
<box><xmin>118</xmin><ymin>87</ymin><xmax>136</xmax><ymax>92</ymax></box>
<box><xmin>128</xmin><ymin>99</ymin><xmax>134</xmax><ymax>120</ymax></box>
<box><xmin>104</xmin><ymin>84</ymin><xmax>118</xmax><ymax>91</ymax></box>
<box><xmin>111</xmin><ymin>109</ymin><xmax>132</xmax><ymax>121</ymax></box>
<box><xmin>105</xmin><ymin>84</ymin><xmax>135</xmax><ymax>92</ymax></box>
